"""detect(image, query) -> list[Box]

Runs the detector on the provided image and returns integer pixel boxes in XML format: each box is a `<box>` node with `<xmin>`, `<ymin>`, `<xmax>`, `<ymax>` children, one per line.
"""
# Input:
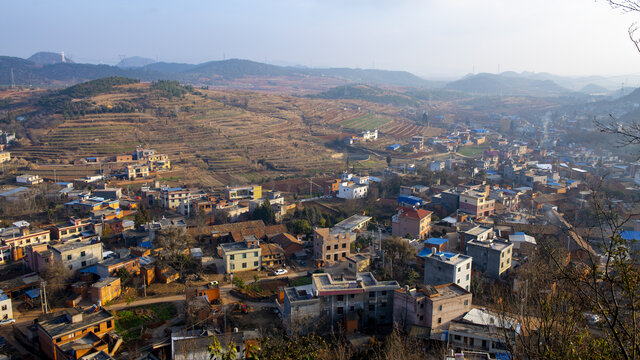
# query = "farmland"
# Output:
<box><xmin>2</xmin><ymin>82</ymin><xmax>439</xmax><ymax>186</ymax></box>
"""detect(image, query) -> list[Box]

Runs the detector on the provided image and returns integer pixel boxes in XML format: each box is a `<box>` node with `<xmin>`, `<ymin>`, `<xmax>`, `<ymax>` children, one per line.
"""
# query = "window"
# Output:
<box><xmin>467</xmin><ymin>263</ymin><xmax>470</xmax><ymax>269</ymax></box>
<box><xmin>369</xmin><ymin>292</ymin><xmax>375</xmax><ymax>298</ymax></box>
<box><xmin>454</xmin><ymin>335</ymin><xmax>461</xmax><ymax>341</ymax></box>
<box><xmin>438</xmin><ymin>305</ymin><xmax>442</xmax><ymax>311</ymax></box>
<box><xmin>106</xmin><ymin>320</ymin><xmax>112</xmax><ymax>328</ymax></box>
<box><xmin>337</xmin><ymin>307</ymin><xmax>344</xmax><ymax>315</ymax></box>
<box><xmin>242</xmin><ymin>263</ymin><xmax>247</xmax><ymax>268</ymax></box>
<box><xmin>382</xmin><ymin>291</ymin><xmax>387</xmax><ymax>296</ymax></box>
<box><xmin>242</xmin><ymin>253</ymin><xmax>247</xmax><ymax>259</ymax></box>
<box><xmin>350</xmin><ymin>306</ymin><xmax>355</xmax><ymax>312</ymax></box>
<box><xmin>381</xmin><ymin>302</ymin><xmax>387</xmax><ymax>308</ymax></box>
<box><xmin>81</xmin><ymin>261</ymin><xmax>86</xmax><ymax>267</ymax></box>
<box><xmin>81</xmin><ymin>251</ymin><xmax>86</xmax><ymax>257</ymax></box>
<box><xmin>342</xmin><ymin>243</ymin><xmax>346</xmax><ymax>248</ymax></box>
<box><xmin>350</xmin><ymin>294</ymin><xmax>355</xmax><ymax>299</ymax></box>
<box><xmin>326</xmin><ymin>246</ymin><xmax>330</xmax><ymax>251</ymax></box>
<box><xmin>326</xmin><ymin>255</ymin><xmax>330</xmax><ymax>260</ymax></box>
<box><xmin>254</xmin><ymin>251</ymin><xmax>258</xmax><ymax>257</ymax></box>
<box><xmin>67</xmin><ymin>255</ymin><xmax>72</xmax><ymax>260</ymax></box>
<box><xmin>231</xmin><ymin>264</ymin><xmax>235</xmax><ymax>270</ymax></box>
<box><xmin>369</xmin><ymin>304</ymin><xmax>374</xmax><ymax>311</ymax></box>
<box><xmin>466</xmin><ymin>274</ymin><xmax>470</xmax><ymax>281</ymax></box>
<box><xmin>342</xmin><ymin>252</ymin><xmax>346</xmax><ymax>258</ymax></box>
<box><xmin>437</xmin><ymin>317</ymin><xmax>442</xmax><ymax>324</ymax></box>
<box><xmin>420</xmin><ymin>302</ymin><xmax>424</xmax><ymax>308</ymax></box>
<box><xmin>1</xmin><ymin>305</ymin><xmax>6</xmax><ymax>311</ymax></box>
<box><xmin>334</xmin><ymin>244</ymin><xmax>338</xmax><ymax>250</ymax></box>
<box><xmin>69</xmin><ymin>265</ymin><xmax>73</xmax><ymax>270</ymax></box>
<box><xmin>464</xmin><ymin>300</ymin><xmax>469</xmax><ymax>306</ymax></box>
<box><xmin>457</xmin><ymin>279</ymin><xmax>460</xmax><ymax>284</ymax></box>
<box><xmin>254</xmin><ymin>261</ymin><xmax>259</xmax><ymax>267</ymax></box>
<box><xmin>94</xmin><ymin>326</ymin><xmax>100</xmax><ymax>333</ymax></box>
<box><xmin>337</xmin><ymin>295</ymin><xmax>344</xmax><ymax>301</ymax></box>
<box><xmin>458</xmin><ymin>267</ymin><xmax>461</xmax><ymax>272</ymax></box>
<box><xmin>230</xmin><ymin>255</ymin><xmax>235</xmax><ymax>260</ymax></box>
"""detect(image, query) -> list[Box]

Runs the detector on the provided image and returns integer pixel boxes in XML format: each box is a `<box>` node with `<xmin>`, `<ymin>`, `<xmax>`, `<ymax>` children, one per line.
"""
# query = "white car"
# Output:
<box><xmin>274</xmin><ymin>269</ymin><xmax>288</xmax><ymax>276</ymax></box>
<box><xmin>0</xmin><ymin>319</ymin><xmax>15</xmax><ymax>327</ymax></box>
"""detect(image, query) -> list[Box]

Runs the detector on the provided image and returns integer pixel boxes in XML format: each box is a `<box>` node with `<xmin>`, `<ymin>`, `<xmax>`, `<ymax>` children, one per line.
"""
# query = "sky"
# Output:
<box><xmin>1</xmin><ymin>0</ymin><xmax>639</xmax><ymax>79</ymax></box>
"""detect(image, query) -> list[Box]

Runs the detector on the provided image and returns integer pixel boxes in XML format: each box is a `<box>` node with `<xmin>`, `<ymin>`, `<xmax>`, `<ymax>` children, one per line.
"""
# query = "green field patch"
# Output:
<box><xmin>341</xmin><ymin>114</ymin><xmax>391</xmax><ymax>130</ymax></box>
<box><xmin>458</xmin><ymin>144</ymin><xmax>490</xmax><ymax>157</ymax></box>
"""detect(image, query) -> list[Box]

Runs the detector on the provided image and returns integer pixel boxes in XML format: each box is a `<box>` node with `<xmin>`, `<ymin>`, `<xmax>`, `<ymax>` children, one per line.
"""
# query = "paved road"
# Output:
<box><xmin>105</xmin><ymin>294</ymin><xmax>187</xmax><ymax>311</ymax></box>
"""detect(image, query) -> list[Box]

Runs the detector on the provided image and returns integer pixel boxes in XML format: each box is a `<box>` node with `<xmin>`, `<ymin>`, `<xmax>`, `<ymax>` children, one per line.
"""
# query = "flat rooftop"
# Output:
<box><xmin>52</xmin><ymin>240</ymin><xmax>100</xmax><ymax>253</ymax></box>
<box><xmin>423</xmin><ymin>251</ymin><xmax>471</xmax><ymax>265</ymax></box>
<box><xmin>333</xmin><ymin>215</ymin><xmax>372</xmax><ymax>231</ymax></box>
<box><xmin>38</xmin><ymin>308</ymin><xmax>114</xmax><ymax>338</ymax></box>
<box><xmin>92</xmin><ymin>277</ymin><xmax>119</xmax><ymax>288</ymax></box>
<box><xmin>219</xmin><ymin>241</ymin><xmax>258</xmax><ymax>252</ymax></box>
<box><xmin>465</xmin><ymin>226</ymin><xmax>492</xmax><ymax>237</ymax></box>
<box><xmin>467</xmin><ymin>239</ymin><xmax>512</xmax><ymax>251</ymax></box>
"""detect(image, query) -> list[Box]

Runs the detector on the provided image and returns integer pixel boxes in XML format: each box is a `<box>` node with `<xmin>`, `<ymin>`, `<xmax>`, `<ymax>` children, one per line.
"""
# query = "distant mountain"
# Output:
<box><xmin>580</xmin><ymin>83</ymin><xmax>609</xmax><ymax>95</ymax></box>
<box><xmin>305</xmin><ymin>67</ymin><xmax>435</xmax><ymax>88</ymax></box>
<box><xmin>617</xmin><ymin>87</ymin><xmax>640</xmax><ymax>103</ymax></box>
<box><xmin>182</xmin><ymin>59</ymin><xmax>292</xmax><ymax>80</ymax></box>
<box><xmin>311</xmin><ymin>84</ymin><xmax>419</xmax><ymax>106</ymax></box>
<box><xmin>444</xmin><ymin>73</ymin><xmax>573</xmax><ymax>97</ymax></box>
<box><xmin>116</xmin><ymin>56</ymin><xmax>155</xmax><ymax>68</ymax></box>
<box><xmin>144</xmin><ymin>62</ymin><xmax>197</xmax><ymax>74</ymax></box>
<box><xmin>27</xmin><ymin>51</ymin><xmax>73</xmax><ymax>65</ymax></box>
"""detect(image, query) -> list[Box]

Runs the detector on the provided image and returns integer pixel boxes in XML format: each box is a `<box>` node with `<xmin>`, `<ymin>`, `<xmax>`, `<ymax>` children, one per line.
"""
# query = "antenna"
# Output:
<box><xmin>61</xmin><ymin>51</ymin><xmax>65</xmax><ymax>63</ymax></box>
<box><xmin>118</xmin><ymin>54</ymin><xmax>126</xmax><ymax>63</ymax></box>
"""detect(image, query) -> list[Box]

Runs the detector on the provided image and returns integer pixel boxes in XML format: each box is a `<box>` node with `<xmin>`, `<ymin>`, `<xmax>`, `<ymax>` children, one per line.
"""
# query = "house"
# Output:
<box><xmin>51</xmin><ymin>217</ymin><xmax>95</xmax><ymax>241</ymax></box>
<box><xmin>0</xmin><ymin>151</ymin><xmax>10</xmax><ymax>163</ymax></box>
<box><xmin>459</xmin><ymin>189</ymin><xmax>495</xmax><ymax>218</ymax></box>
<box><xmin>91</xmin><ymin>188</ymin><xmax>122</xmax><ymax>200</ymax></box>
<box><xmin>391</xmin><ymin>207</ymin><xmax>432</xmax><ymax>239</ymax></box>
<box><xmin>155</xmin><ymin>264</ymin><xmax>179</xmax><ymax>283</ymax></box>
<box><xmin>96</xmin><ymin>255</ymin><xmax>140</xmax><ymax>278</ymax></box>
<box><xmin>114</xmin><ymin>155</ymin><xmax>133</xmax><ymax>162</ymax></box>
<box><xmin>282</xmin><ymin>272</ymin><xmax>400</xmax><ymax>334</ymax></box>
<box><xmin>466</xmin><ymin>239</ymin><xmax>513</xmax><ymax>279</ymax></box>
<box><xmin>508</xmin><ymin>232</ymin><xmax>537</xmax><ymax>252</ymax></box>
<box><xmin>16</xmin><ymin>174</ymin><xmax>43</xmax><ymax>185</ymax></box>
<box><xmin>0</xmin><ymin>222</ymin><xmax>50</xmax><ymax>262</ymax></box>
<box><xmin>186</xmin><ymin>284</ymin><xmax>220</xmax><ymax>305</ymax></box>
<box><xmin>346</xmin><ymin>254</ymin><xmax>370</xmax><ymax>273</ymax></box>
<box><xmin>171</xmin><ymin>331</ymin><xmax>258</xmax><ymax>360</ymax></box>
<box><xmin>51</xmin><ymin>240</ymin><xmax>103</xmax><ymax>271</ymax></box>
<box><xmin>24</xmin><ymin>243</ymin><xmax>54</xmax><ymax>273</ymax></box>
<box><xmin>90</xmin><ymin>277</ymin><xmax>121</xmax><ymax>305</ymax></box>
<box><xmin>270</xmin><ymin>233</ymin><xmax>304</xmax><ymax>257</ymax></box>
<box><xmin>219</xmin><ymin>237</ymin><xmax>262</xmax><ymax>273</ymax></box>
<box><xmin>462</xmin><ymin>226</ymin><xmax>494</xmax><ymax>248</ymax></box>
<box><xmin>126</xmin><ymin>164</ymin><xmax>149</xmax><ymax>180</ymax></box>
<box><xmin>313</xmin><ymin>227</ymin><xmax>354</xmax><ymax>264</ymax></box>
<box><xmin>361</xmin><ymin>129</ymin><xmax>378</xmax><ymax>141</ymax></box>
<box><xmin>37</xmin><ymin>307</ymin><xmax>115</xmax><ymax>360</ymax></box>
<box><xmin>337</xmin><ymin>181</ymin><xmax>368</xmax><ymax>199</ymax></box>
<box><xmin>393</xmin><ymin>283</ymin><xmax>472</xmax><ymax>334</ymax></box>
<box><xmin>418</xmin><ymin>249</ymin><xmax>472</xmax><ymax>291</ymax></box>
<box><xmin>0</xmin><ymin>289</ymin><xmax>13</xmax><ymax>320</ymax></box>
<box><xmin>225</xmin><ymin>185</ymin><xmax>262</xmax><ymax>201</ymax></box>
<box><xmin>448</xmin><ymin>319</ymin><xmax>516</xmax><ymax>357</ymax></box>
<box><xmin>260</xmin><ymin>243</ymin><xmax>285</xmax><ymax>267</ymax></box>
<box><xmin>65</xmin><ymin>196</ymin><xmax>120</xmax><ymax>215</ymax></box>
<box><xmin>411</xmin><ymin>136</ymin><xmax>424</xmax><ymax>150</ymax></box>
<box><xmin>424</xmin><ymin>238</ymin><xmax>448</xmax><ymax>253</ymax></box>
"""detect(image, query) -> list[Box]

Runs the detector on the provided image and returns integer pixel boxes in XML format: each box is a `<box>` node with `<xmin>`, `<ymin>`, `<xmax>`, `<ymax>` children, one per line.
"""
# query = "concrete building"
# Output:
<box><xmin>313</xmin><ymin>227</ymin><xmax>354</xmax><ymax>264</ymax></box>
<box><xmin>16</xmin><ymin>174</ymin><xmax>43</xmax><ymax>185</ymax></box>
<box><xmin>462</xmin><ymin>226</ymin><xmax>494</xmax><ymax>247</ymax></box>
<box><xmin>0</xmin><ymin>222</ymin><xmax>50</xmax><ymax>262</ymax></box>
<box><xmin>459</xmin><ymin>190</ymin><xmax>495</xmax><ymax>218</ymax></box>
<box><xmin>411</xmin><ymin>136</ymin><xmax>424</xmax><ymax>151</ymax></box>
<box><xmin>391</xmin><ymin>207</ymin><xmax>432</xmax><ymax>239</ymax></box>
<box><xmin>219</xmin><ymin>237</ymin><xmax>262</xmax><ymax>273</ymax></box>
<box><xmin>126</xmin><ymin>164</ymin><xmax>149</xmax><ymax>180</ymax></box>
<box><xmin>96</xmin><ymin>255</ymin><xmax>141</xmax><ymax>278</ymax></box>
<box><xmin>419</xmin><ymin>249</ymin><xmax>472</xmax><ymax>291</ymax></box>
<box><xmin>282</xmin><ymin>272</ymin><xmax>399</xmax><ymax>334</ymax></box>
<box><xmin>225</xmin><ymin>185</ymin><xmax>262</xmax><ymax>201</ymax></box>
<box><xmin>51</xmin><ymin>217</ymin><xmax>95</xmax><ymax>241</ymax></box>
<box><xmin>0</xmin><ymin>289</ymin><xmax>13</xmax><ymax>320</ymax></box>
<box><xmin>448</xmin><ymin>321</ymin><xmax>516</xmax><ymax>357</ymax></box>
<box><xmin>336</xmin><ymin>181</ymin><xmax>368</xmax><ymax>199</ymax></box>
<box><xmin>260</xmin><ymin>243</ymin><xmax>285</xmax><ymax>267</ymax></box>
<box><xmin>333</xmin><ymin>214</ymin><xmax>372</xmax><ymax>233</ymax></box>
<box><xmin>346</xmin><ymin>254</ymin><xmax>371</xmax><ymax>274</ymax></box>
<box><xmin>393</xmin><ymin>283</ymin><xmax>472</xmax><ymax>334</ymax></box>
<box><xmin>51</xmin><ymin>240</ymin><xmax>103</xmax><ymax>271</ymax></box>
<box><xmin>466</xmin><ymin>239</ymin><xmax>513</xmax><ymax>279</ymax></box>
<box><xmin>36</xmin><ymin>308</ymin><xmax>115</xmax><ymax>360</ymax></box>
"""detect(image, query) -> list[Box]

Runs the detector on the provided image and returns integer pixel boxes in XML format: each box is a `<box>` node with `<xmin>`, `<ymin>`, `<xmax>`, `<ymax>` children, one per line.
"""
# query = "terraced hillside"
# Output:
<box><xmin>5</xmin><ymin>81</ymin><xmax>436</xmax><ymax>183</ymax></box>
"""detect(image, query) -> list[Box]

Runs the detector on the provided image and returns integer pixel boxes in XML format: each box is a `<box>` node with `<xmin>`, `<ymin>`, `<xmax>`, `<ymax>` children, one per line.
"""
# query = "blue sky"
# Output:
<box><xmin>1</xmin><ymin>0</ymin><xmax>639</xmax><ymax>78</ymax></box>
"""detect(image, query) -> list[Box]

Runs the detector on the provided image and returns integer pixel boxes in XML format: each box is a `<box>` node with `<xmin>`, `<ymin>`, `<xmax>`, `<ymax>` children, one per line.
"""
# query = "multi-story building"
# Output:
<box><xmin>225</xmin><ymin>185</ymin><xmax>262</xmax><ymax>201</ymax></box>
<box><xmin>260</xmin><ymin>243</ymin><xmax>285</xmax><ymax>267</ymax></box>
<box><xmin>336</xmin><ymin>181</ymin><xmax>368</xmax><ymax>199</ymax></box>
<box><xmin>64</xmin><ymin>195</ymin><xmax>120</xmax><ymax>215</ymax></box>
<box><xmin>126</xmin><ymin>164</ymin><xmax>149</xmax><ymax>180</ymax></box>
<box><xmin>16</xmin><ymin>174</ymin><xmax>43</xmax><ymax>185</ymax></box>
<box><xmin>333</xmin><ymin>214</ymin><xmax>372</xmax><ymax>233</ymax></box>
<box><xmin>393</xmin><ymin>283</ymin><xmax>472</xmax><ymax>333</ymax></box>
<box><xmin>24</xmin><ymin>243</ymin><xmax>53</xmax><ymax>273</ymax></box>
<box><xmin>219</xmin><ymin>237</ymin><xmax>262</xmax><ymax>273</ymax></box>
<box><xmin>391</xmin><ymin>207</ymin><xmax>432</xmax><ymax>239</ymax></box>
<box><xmin>0</xmin><ymin>151</ymin><xmax>11</xmax><ymax>163</ymax></box>
<box><xmin>147</xmin><ymin>153</ymin><xmax>171</xmax><ymax>170</ymax></box>
<box><xmin>37</xmin><ymin>308</ymin><xmax>115</xmax><ymax>360</ymax></box>
<box><xmin>0</xmin><ymin>221</ymin><xmax>50</xmax><ymax>262</ymax></box>
<box><xmin>466</xmin><ymin>238</ymin><xmax>513</xmax><ymax>278</ymax></box>
<box><xmin>51</xmin><ymin>240</ymin><xmax>103</xmax><ymax>271</ymax></box>
<box><xmin>0</xmin><ymin>289</ymin><xmax>13</xmax><ymax>320</ymax></box>
<box><xmin>459</xmin><ymin>189</ymin><xmax>495</xmax><ymax>218</ymax></box>
<box><xmin>282</xmin><ymin>272</ymin><xmax>399</xmax><ymax>334</ymax></box>
<box><xmin>313</xmin><ymin>227</ymin><xmax>354</xmax><ymax>264</ymax></box>
<box><xmin>160</xmin><ymin>187</ymin><xmax>191</xmax><ymax>209</ymax></box>
<box><xmin>51</xmin><ymin>217</ymin><xmax>95</xmax><ymax>241</ymax></box>
<box><xmin>419</xmin><ymin>249</ymin><xmax>472</xmax><ymax>291</ymax></box>
<box><xmin>96</xmin><ymin>255</ymin><xmax>141</xmax><ymax>278</ymax></box>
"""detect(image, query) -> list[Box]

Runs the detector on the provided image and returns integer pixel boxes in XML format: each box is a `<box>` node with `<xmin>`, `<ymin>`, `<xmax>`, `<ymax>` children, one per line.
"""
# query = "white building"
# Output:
<box><xmin>418</xmin><ymin>249</ymin><xmax>472</xmax><ymax>291</ymax></box>
<box><xmin>360</xmin><ymin>129</ymin><xmax>378</xmax><ymax>141</ymax></box>
<box><xmin>16</xmin><ymin>174</ymin><xmax>43</xmax><ymax>185</ymax></box>
<box><xmin>337</xmin><ymin>182</ymin><xmax>368</xmax><ymax>199</ymax></box>
<box><xmin>0</xmin><ymin>290</ymin><xmax>13</xmax><ymax>320</ymax></box>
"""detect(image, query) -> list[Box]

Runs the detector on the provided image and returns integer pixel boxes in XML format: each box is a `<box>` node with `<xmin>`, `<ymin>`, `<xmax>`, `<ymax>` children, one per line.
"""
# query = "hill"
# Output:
<box><xmin>27</xmin><ymin>51</ymin><xmax>73</xmax><ymax>65</ymax></box>
<box><xmin>311</xmin><ymin>84</ymin><xmax>419</xmax><ymax>106</ymax></box>
<box><xmin>145</xmin><ymin>62</ymin><xmax>197</xmax><ymax>74</ymax></box>
<box><xmin>580</xmin><ymin>83</ymin><xmax>609</xmax><ymax>95</ymax></box>
<box><xmin>116</xmin><ymin>56</ymin><xmax>155</xmax><ymax>68</ymax></box>
<box><xmin>445</xmin><ymin>73</ymin><xmax>573</xmax><ymax>97</ymax></box>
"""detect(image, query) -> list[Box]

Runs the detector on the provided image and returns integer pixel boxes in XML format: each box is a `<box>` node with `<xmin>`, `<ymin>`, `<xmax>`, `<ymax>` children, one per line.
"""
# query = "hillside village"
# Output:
<box><xmin>0</xmin><ymin>75</ymin><xmax>638</xmax><ymax>359</ymax></box>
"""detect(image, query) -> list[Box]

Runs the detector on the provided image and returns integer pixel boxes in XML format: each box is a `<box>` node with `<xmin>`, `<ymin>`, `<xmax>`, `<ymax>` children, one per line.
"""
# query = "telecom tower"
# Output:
<box><xmin>61</xmin><ymin>51</ymin><xmax>66</xmax><ymax>63</ymax></box>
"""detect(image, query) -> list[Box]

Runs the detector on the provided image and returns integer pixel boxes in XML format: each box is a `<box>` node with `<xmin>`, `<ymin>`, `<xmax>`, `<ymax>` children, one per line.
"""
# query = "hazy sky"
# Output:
<box><xmin>1</xmin><ymin>0</ymin><xmax>639</xmax><ymax>78</ymax></box>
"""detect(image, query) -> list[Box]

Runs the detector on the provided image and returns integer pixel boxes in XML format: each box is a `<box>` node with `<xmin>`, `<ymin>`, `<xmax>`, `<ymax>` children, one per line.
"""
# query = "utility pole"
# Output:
<box><xmin>41</xmin><ymin>281</ymin><xmax>49</xmax><ymax>314</ymax></box>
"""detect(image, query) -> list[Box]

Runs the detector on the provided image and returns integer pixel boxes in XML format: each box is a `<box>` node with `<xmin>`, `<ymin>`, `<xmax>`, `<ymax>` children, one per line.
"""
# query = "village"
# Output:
<box><xmin>0</xmin><ymin>103</ymin><xmax>636</xmax><ymax>360</ymax></box>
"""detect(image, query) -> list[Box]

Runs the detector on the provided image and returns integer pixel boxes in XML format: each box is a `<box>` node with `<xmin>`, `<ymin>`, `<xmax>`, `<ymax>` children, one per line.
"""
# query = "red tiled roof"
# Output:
<box><xmin>399</xmin><ymin>207</ymin><xmax>432</xmax><ymax>220</ymax></box>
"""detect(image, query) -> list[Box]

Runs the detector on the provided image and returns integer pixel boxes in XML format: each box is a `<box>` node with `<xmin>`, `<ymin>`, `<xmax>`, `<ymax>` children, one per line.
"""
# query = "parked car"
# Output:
<box><xmin>0</xmin><ymin>319</ymin><xmax>15</xmax><ymax>327</ymax></box>
<box><xmin>274</xmin><ymin>269</ymin><xmax>288</xmax><ymax>276</ymax></box>
<box><xmin>209</xmin><ymin>280</ymin><xmax>219</xmax><ymax>286</ymax></box>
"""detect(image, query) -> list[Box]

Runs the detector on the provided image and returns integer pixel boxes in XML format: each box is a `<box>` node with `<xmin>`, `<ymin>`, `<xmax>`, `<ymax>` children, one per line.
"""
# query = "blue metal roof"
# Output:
<box><xmin>620</xmin><ymin>231</ymin><xmax>640</xmax><ymax>241</ymax></box>
<box><xmin>386</xmin><ymin>144</ymin><xmax>401</xmax><ymax>150</ymax></box>
<box><xmin>0</xmin><ymin>187</ymin><xmax>27</xmax><ymax>197</ymax></box>
<box><xmin>425</xmin><ymin>238</ymin><xmax>447</xmax><ymax>245</ymax></box>
<box><xmin>514</xmin><ymin>232</ymin><xmax>525</xmax><ymax>235</ymax></box>
<box><xmin>25</xmin><ymin>289</ymin><xmax>40</xmax><ymax>299</ymax></box>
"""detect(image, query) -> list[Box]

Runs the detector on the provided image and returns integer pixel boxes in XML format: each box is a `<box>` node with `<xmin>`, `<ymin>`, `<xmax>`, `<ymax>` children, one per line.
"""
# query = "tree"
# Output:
<box><xmin>253</xmin><ymin>198</ymin><xmax>276</xmax><ymax>225</ymax></box>
<box><xmin>41</xmin><ymin>260</ymin><xmax>73</xmax><ymax>306</ymax></box>
<box><xmin>134</xmin><ymin>205</ymin><xmax>150</xmax><ymax>230</ymax></box>
<box><xmin>116</xmin><ymin>267</ymin><xmax>130</xmax><ymax>286</ymax></box>
<box><xmin>386</xmin><ymin>155</ymin><xmax>392</xmax><ymax>167</ymax></box>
